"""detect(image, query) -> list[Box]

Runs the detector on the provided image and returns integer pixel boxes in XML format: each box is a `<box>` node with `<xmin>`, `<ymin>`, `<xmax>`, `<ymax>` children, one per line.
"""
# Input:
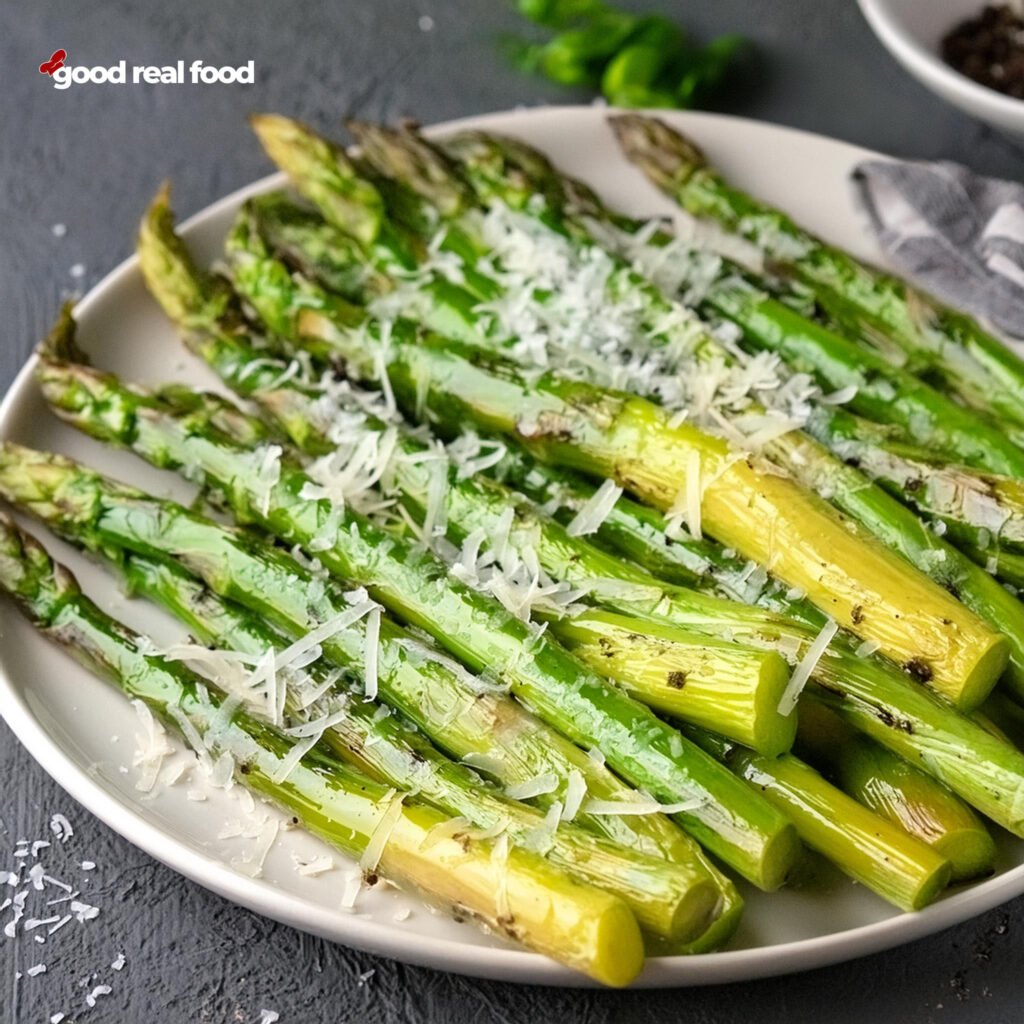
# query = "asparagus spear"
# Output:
<box><xmin>145</xmin><ymin>189</ymin><xmax>802</xmax><ymax>650</ymax></box>
<box><xmin>12</xmin><ymin>436</ymin><xmax>995</xmax><ymax>917</ymax></box>
<box><xmin>0</xmin><ymin>512</ymin><xmax>644</xmax><ymax>984</ymax></box>
<box><xmin>797</xmin><ymin>700</ymin><xmax>996</xmax><ymax>881</ymax></box>
<box><xmin>427</xmin><ymin>128</ymin><xmax>1024</xmax><ymax>551</ymax></box>
<box><xmin>553</xmin><ymin>609</ymin><xmax>795</xmax><ymax>756</ymax></box>
<box><xmin>17</xmin><ymin>356</ymin><xmax>1024</xmax><ymax>843</ymax></box>
<box><xmin>609</xmin><ymin>112</ymin><xmax>1024</xmax><ymax>440</ymax></box>
<box><xmin>123</xmin><ymin>388</ymin><xmax>1024</xmax><ymax>847</ymax></box>
<box><xmin>693</xmin><ymin>272</ymin><xmax>1024</xmax><ymax>478</ymax></box>
<box><xmin>257</xmin><ymin>118</ymin><xmax>1024</xmax><ymax>544</ymax></box>
<box><xmin>7</xmin><ymin>370</ymin><xmax>795</xmax><ymax>898</ymax></box>
<box><xmin>980</xmin><ymin>549</ymin><xmax>1024</xmax><ymax>590</ymax></box>
<box><xmin>0</xmin><ymin>443</ymin><xmax>746</xmax><ymax>954</ymax></box>
<box><xmin>248</xmin><ymin>116</ymin><xmax>1020</xmax><ymax>706</ymax></box>
<box><xmin>380</xmin><ymin>453</ymin><xmax>797</xmax><ymax>757</ymax></box>
<box><xmin>426</xmin><ymin>127</ymin><xmax>1024</xmax><ymax>484</ymax></box>
<box><xmin>135</xmin><ymin>206</ymin><xmax>810</xmax><ymax>886</ymax></box>
<box><xmin>134</xmin><ymin>221</ymin><xmax>1014</xmax><ymax>812</ymax></box>
<box><xmin>118</xmin><ymin>550</ymin><xmax>721</xmax><ymax>945</ymax></box>
<box><xmin>802</xmin><ymin>408</ymin><xmax>1024</xmax><ymax>554</ymax></box>
<box><xmin>685</xmin><ymin>728</ymin><xmax>951</xmax><ymax>912</ymax></box>
<box><xmin>36</xmin><ymin>298</ymin><xmax>751</xmax><ymax>941</ymax></box>
<box><xmin>491</xmin><ymin>442</ymin><xmax>828</xmax><ymax>615</ymax></box>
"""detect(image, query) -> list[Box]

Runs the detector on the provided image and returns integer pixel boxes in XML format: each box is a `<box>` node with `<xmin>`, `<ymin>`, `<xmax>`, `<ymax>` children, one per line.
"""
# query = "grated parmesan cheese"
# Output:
<box><xmin>855</xmin><ymin>638</ymin><xmax>882</xmax><ymax>659</ymax></box>
<box><xmin>272</xmin><ymin>598</ymin><xmax>378</xmax><ymax>675</ymax></box>
<box><xmin>130</xmin><ymin>700</ymin><xmax>175</xmax><ymax>793</ymax></box>
<box><xmin>504</xmin><ymin>773</ymin><xmax>559</xmax><ymax>800</ymax></box>
<box><xmin>269</xmin><ymin>734</ymin><xmax>319</xmax><ymax>785</ymax></box>
<box><xmin>491</xmin><ymin>833</ymin><xmax>511</xmax><ymax>923</ymax></box>
<box><xmin>565</xmin><ymin>479</ymin><xmax>623</xmax><ymax>537</ymax></box>
<box><xmin>560</xmin><ymin>770</ymin><xmax>587</xmax><ymax>822</ymax></box>
<box><xmin>360</xmin><ymin>793</ymin><xmax>406</xmax><ymax>873</ymax></box>
<box><xmin>85</xmin><ymin>984</ymin><xmax>112</xmax><ymax>1008</ymax></box>
<box><xmin>780</xmin><ymin>618</ymin><xmax>839</xmax><ymax>715</ymax></box>
<box><xmin>363</xmin><ymin>607</ymin><xmax>382</xmax><ymax>701</ymax></box>
<box><xmin>292</xmin><ymin>854</ymin><xmax>335</xmax><ymax>877</ymax></box>
<box><xmin>249</xmin><ymin>444</ymin><xmax>283</xmax><ymax>517</ymax></box>
<box><xmin>48</xmin><ymin>816</ymin><xmax>73</xmax><ymax>844</ymax></box>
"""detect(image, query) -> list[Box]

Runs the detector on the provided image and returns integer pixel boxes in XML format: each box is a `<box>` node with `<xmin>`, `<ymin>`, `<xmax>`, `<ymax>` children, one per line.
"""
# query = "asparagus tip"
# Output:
<box><xmin>248</xmin><ymin>111</ymin><xmax>294</xmax><ymax>147</ymax></box>
<box><xmin>249</xmin><ymin>113</ymin><xmax>332</xmax><ymax>180</ymax></box>
<box><xmin>38</xmin><ymin>302</ymin><xmax>89</xmax><ymax>367</ymax></box>
<box><xmin>348</xmin><ymin>119</ymin><xmax>471</xmax><ymax>218</ymax></box>
<box><xmin>0</xmin><ymin>509</ymin><xmax>33</xmax><ymax>599</ymax></box>
<box><xmin>608</xmin><ymin>113</ymin><xmax>707</xmax><ymax>189</ymax></box>
<box><xmin>0</xmin><ymin>507</ymin><xmax>78</xmax><ymax>620</ymax></box>
<box><xmin>137</xmin><ymin>182</ymin><xmax>224</xmax><ymax>329</ymax></box>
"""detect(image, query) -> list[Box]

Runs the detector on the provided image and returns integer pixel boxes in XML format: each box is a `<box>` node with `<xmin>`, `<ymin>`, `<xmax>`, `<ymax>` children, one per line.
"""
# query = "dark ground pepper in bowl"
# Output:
<box><xmin>942</xmin><ymin>4</ymin><xmax>1024</xmax><ymax>99</ymax></box>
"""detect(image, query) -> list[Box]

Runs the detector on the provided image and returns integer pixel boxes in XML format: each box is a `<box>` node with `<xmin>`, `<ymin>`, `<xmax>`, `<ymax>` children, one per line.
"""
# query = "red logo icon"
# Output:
<box><xmin>39</xmin><ymin>49</ymin><xmax>67</xmax><ymax>76</ymax></box>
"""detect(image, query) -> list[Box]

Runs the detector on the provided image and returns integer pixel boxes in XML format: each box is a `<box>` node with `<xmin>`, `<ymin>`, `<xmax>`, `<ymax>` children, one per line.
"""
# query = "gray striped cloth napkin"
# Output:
<box><xmin>852</xmin><ymin>159</ymin><xmax>1024</xmax><ymax>342</ymax></box>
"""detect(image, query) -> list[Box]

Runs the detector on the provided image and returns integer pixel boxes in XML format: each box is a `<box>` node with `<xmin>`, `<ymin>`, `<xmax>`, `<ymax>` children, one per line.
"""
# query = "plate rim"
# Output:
<box><xmin>2</xmin><ymin>104</ymin><xmax>1023</xmax><ymax>988</ymax></box>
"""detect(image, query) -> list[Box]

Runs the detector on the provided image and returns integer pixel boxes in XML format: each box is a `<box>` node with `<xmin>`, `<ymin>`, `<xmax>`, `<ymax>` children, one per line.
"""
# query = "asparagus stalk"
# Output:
<box><xmin>258</xmin><ymin>119</ymin><xmax>1024</xmax><ymax>560</ymax></box>
<box><xmin>797</xmin><ymin>700</ymin><xmax>996</xmax><ymax>882</ymax></box>
<box><xmin>136</xmin><ymin>233</ymin><xmax>1001</xmax><ymax>818</ymax></box>
<box><xmin>381</xmin><ymin>455</ymin><xmax>798</xmax><ymax>757</ymax></box>
<box><xmin>803</xmin><ymin>408</ymin><xmax>1024</xmax><ymax>554</ymax></box>
<box><xmin>176</xmin><ymin>318</ymin><xmax>799</xmax><ymax>759</ymax></box>
<box><xmin>609</xmin><ymin>112</ymin><xmax>1024</xmax><ymax>440</ymax></box>
<box><xmin>37</xmin><ymin>300</ymin><xmax>751</xmax><ymax>943</ymax></box>
<box><xmin>0</xmin><ymin>444</ymin><xmax>745</xmax><ymax>954</ymax></box>
<box><xmin>160</xmin><ymin>197</ymin><xmax>801</xmax><ymax>658</ymax></box>
<box><xmin>553</xmin><ymin>609</ymin><xmax>795</xmax><ymax>756</ymax></box>
<box><xmin>491</xmin><ymin>443</ymin><xmax>826</xmax><ymax>616</ymax></box>
<box><xmin>6</xmin><ymin>370</ymin><xmax>793</xmax><ymax>894</ymax></box>
<box><xmin>34</xmin><ymin>414</ymin><xmax>1015</xmax><ymax>847</ymax></box>
<box><xmin>249</xmin><ymin>116</ymin><xmax>1019</xmax><ymax>707</ymax></box>
<box><xmin>980</xmin><ymin>690</ymin><xmax>1024</xmax><ymax>750</ymax></box>
<box><xmin>118</xmin><ymin>550</ymin><xmax>721</xmax><ymax>945</ymax></box>
<box><xmin>134</xmin><ymin>206</ymin><xmax>808</xmax><ymax>887</ymax></box>
<box><xmin>685</xmin><ymin>728</ymin><xmax>951</xmax><ymax>912</ymax></box>
<box><xmin>980</xmin><ymin>549</ymin><xmax>1024</xmax><ymax>590</ymax></box>
<box><xmin>0</xmin><ymin>512</ymin><xmax>644</xmax><ymax>984</ymax></box>
<box><xmin>429</xmin><ymin>128</ymin><xmax>1024</xmax><ymax>562</ymax></box>
<box><xmin>696</xmin><ymin>273</ymin><xmax>1024</xmax><ymax>478</ymax></box>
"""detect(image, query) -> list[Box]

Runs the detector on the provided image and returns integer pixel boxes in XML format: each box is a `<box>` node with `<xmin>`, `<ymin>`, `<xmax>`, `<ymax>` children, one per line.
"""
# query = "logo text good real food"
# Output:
<box><xmin>49</xmin><ymin>60</ymin><xmax>255</xmax><ymax>89</ymax></box>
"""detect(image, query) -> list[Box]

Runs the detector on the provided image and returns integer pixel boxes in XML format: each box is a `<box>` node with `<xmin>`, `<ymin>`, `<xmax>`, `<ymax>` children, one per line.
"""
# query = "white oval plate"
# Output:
<box><xmin>2</xmin><ymin>105</ymin><xmax>1024</xmax><ymax>988</ymax></box>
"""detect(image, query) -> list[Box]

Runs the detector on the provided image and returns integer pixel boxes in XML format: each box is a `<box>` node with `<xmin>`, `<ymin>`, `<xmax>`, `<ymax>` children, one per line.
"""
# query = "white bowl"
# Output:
<box><xmin>859</xmin><ymin>0</ymin><xmax>1024</xmax><ymax>141</ymax></box>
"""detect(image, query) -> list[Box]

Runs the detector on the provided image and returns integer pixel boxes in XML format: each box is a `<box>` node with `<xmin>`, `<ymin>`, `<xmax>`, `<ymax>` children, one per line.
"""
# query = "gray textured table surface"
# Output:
<box><xmin>3</xmin><ymin>1</ymin><xmax>1024</xmax><ymax>1020</ymax></box>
